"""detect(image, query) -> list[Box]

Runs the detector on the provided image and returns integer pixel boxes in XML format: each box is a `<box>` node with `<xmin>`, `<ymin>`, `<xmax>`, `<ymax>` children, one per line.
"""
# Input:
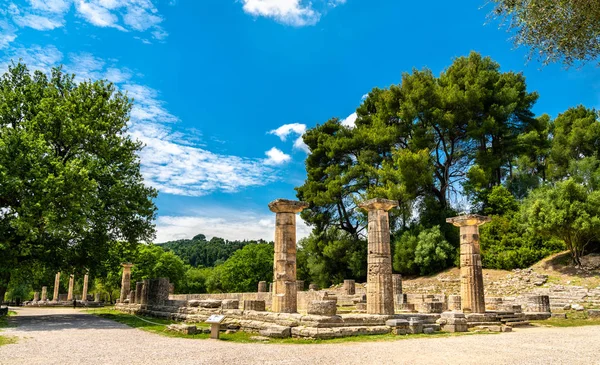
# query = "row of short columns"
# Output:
<box><xmin>36</xmin><ymin>272</ymin><xmax>91</xmax><ymax>302</ymax></box>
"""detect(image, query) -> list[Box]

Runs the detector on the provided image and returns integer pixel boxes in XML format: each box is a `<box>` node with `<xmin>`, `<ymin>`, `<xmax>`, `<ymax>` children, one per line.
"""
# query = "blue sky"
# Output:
<box><xmin>2</xmin><ymin>0</ymin><xmax>600</xmax><ymax>242</ymax></box>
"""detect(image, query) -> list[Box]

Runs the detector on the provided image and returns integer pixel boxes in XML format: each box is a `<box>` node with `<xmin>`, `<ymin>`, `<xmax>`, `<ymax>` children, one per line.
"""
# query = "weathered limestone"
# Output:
<box><xmin>53</xmin><ymin>272</ymin><xmax>60</xmax><ymax>302</ymax></box>
<box><xmin>407</xmin><ymin>317</ymin><xmax>423</xmax><ymax>334</ymax></box>
<box><xmin>146</xmin><ymin>278</ymin><xmax>170</xmax><ymax>306</ymax></box>
<box><xmin>419</xmin><ymin>302</ymin><xmax>444</xmax><ymax>314</ymax></box>
<box><xmin>67</xmin><ymin>274</ymin><xmax>74</xmax><ymax>301</ymax></box>
<box><xmin>82</xmin><ymin>274</ymin><xmax>89</xmax><ymax>302</ymax></box>
<box><xmin>222</xmin><ymin>299</ymin><xmax>239</xmax><ymax>309</ymax></box>
<box><xmin>244</xmin><ymin>300</ymin><xmax>266</xmax><ymax>311</ymax></box>
<box><xmin>448</xmin><ymin>295</ymin><xmax>461</xmax><ymax>311</ymax></box>
<box><xmin>309</xmin><ymin>283</ymin><xmax>318</xmax><ymax>291</ymax></box>
<box><xmin>33</xmin><ymin>292</ymin><xmax>40</xmax><ymax>301</ymax></box>
<box><xmin>437</xmin><ymin>312</ymin><xmax>468</xmax><ymax>333</ymax></box>
<box><xmin>258</xmin><ymin>281</ymin><xmax>267</xmax><ymax>293</ymax></box>
<box><xmin>268</xmin><ymin>283</ymin><xmax>273</xmax><ymax>293</ymax></box>
<box><xmin>41</xmin><ymin>286</ymin><xmax>47</xmax><ymax>301</ymax></box>
<box><xmin>135</xmin><ymin>282</ymin><xmax>143</xmax><ymax>305</ymax></box>
<box><xmin>296</xmin><ymin>280</ymin><xmax>305</xmax><ymax>291</ymax></box>
<box><xmin>307</xmin><ymin>300</ymin><xmax>337</xmax><ymax>316</ymax></box>
<box><xmin>120</xmin><ymin>263</ymin><xmax>134</xmax><ymax>303</ymax></box>
<box><xmin>392</xmin><ymin>274</ymin><xmax>402</xmax><ymax>295</ymax></box>
<box><xmin>140</xmin><ymin>279</ymin><xmax>149</xmax><ymax>305</ymax></box>
<box><xmin>386</xmin><ymin>319</ymin><xmax>409</xmax><ymax>335</ymax></box>
<box><xmin>129</xmin><ymin>290</ymin><xmax>136</xmax><ymax>304</ymax></box>
<box><xmin>343</xmin><ymin>280</ymin><xmax>356</xmax><ymax>295</ymax></box>
<box><xmin>359</xmin><ymin>198</ymin><xmax>397</xmax><ymax>315</ymax></box>
<box><xmin>446</xmin><ymin>214</ymin><xmax>490</xmax><ymax>313</ymax></box>
<box><xmin>526</xmin><ymin>295</ymin><xmax>551</xmax><ymax>313</ymax></box>
<box><xmin>268</xmin><ymin>199</ymin><xmax>308</xmax><ymax>313</ymax></box>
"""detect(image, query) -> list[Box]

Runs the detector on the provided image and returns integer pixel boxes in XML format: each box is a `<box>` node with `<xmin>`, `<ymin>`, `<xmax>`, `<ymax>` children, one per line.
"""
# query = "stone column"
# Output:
<box><xmin>41</xmin><ymin>287</ymin><xmax>48</xmax><ymax>301</ymax></box>
<box><xmin>135</xmin><ymin>282</ymin><xmax>143</xmax><ymax>304</ymax></box>
<box><xmin>67</xmin><ymin>274</ymin><xmax>75</xmax><ymax>301</ymax></box>
<box><xmin>120</xmin><ymin>263</ymin><xmax>134</xmax><ymax>303</ymax></box>
<box><xmin>129</xmin><ymin>290</ymin><xmax>135</xmax><ymax>304</ymax></box>
<box><xmin>296</xmin><ymin>280</ymin><xmax>305</xmax><ymax>292</ymax></box>
<box><xmin>343</xmin><ymin>280</ymin><xmax>356</xmax><ymax>295</ymax></box>
<box><xmin>258</xmin><ymin>281</ymin><xmax>267</xmax><ymax>293</ymax></box>
<box><xmin>53</xmin><ymin>272</ymin><xmax>60</xmax><ymax>302</ymax></box>
<box><xmin>359</xmin><ymin>198</ymin><xmax>397</xmax><ymax>315</ymax></box>
<box><xmin>82</xmin><ymin>274</ymin><xmax>89</xmax><ymax>302</ymax></box>
<box><xmin>34</xmin><ymin>292</ymin><xmax>40</xmax><ymax>301</ymax></box>
<box><xmin>446</xmin><ymin>214</ymin><xmax>490</xmax><ymax>314</ymax></box>
<box><xmin>268</xmin><ymin>199</ymin><xmax>308</xmax><ymax>313</ymax></box>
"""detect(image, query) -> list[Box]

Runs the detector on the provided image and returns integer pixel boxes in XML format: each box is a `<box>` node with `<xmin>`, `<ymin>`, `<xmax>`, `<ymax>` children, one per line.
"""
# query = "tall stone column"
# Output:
<box><xmin>268</xmin><ymin>199</ymin><xmax>308</xmax><ymax>313</ymax></box>
<box><xmin>82</xmin><ymin>273</ymin><xmax>89</xmax><ymax>302</ymax></box>
<box><xmin>446</xmin><ymin>215</ymin><xmax>491</xmax><ymax>314</ymax></box>
<box><xmin>120</xmin><ymin>263</ymin><xmax>134</xmax><ymax>303</ymax></box>
<box><xmin>359</xmin><ymin>198</ymin><xmax>397</xmax><ymax>315</ymax></box>
<box><xmin>67</xmin><ymin>274</ymin><xmax>75</xmax><ymax>301</ymax></box>
<box><xmin>53</xmin><ymin>272</ymin><xmax>60</xmax><ymax>302</ymax></box>
<box><xmin>41</xmin><ymin>286</ymin><xmax>48</xmax><ymax>301</ymax></box>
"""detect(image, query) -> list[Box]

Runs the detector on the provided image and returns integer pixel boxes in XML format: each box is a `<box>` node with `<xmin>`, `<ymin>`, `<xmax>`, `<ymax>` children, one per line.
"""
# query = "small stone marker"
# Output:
<box><xmin>205</xmin><ymin>314</ymin><xmax>226</xmax><ymax>340</ymax></box>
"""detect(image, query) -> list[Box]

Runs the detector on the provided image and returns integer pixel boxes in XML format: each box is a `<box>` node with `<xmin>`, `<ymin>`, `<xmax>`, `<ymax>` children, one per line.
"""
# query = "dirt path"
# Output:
<box><xmin>1</xmin><ymin>307</ymin><xmax>599</xmax><ymax>365</ymax></box>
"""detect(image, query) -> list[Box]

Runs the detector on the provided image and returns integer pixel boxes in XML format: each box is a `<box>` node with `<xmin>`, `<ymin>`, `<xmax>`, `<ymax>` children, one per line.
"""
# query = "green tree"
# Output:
<box><xmin>210</xmin><ymin>244</ymin><xmax>273</xmax><ymax>293</ymax></box>
<box><xmin>491</xmin><ymin>0</ymin><xmax>600</xmax><ymax>66</ymax></box>
<box><xmin>131</xmin><ymin>245</ymin><xmax>186</xmax><ymax>289</ymax></box>
<box><xmin>413</xmin><ymin>226</ymin><xmax>455</xmax><ymax>276</ymax></box>
<box><xmin>524</xmin><ymin>179</ymin><xmax>600</xmax><ymax>265</ymax></box>
<box><xmin>0</xmin><ymin>63</ymin><xmax>157</xmax><ymax>301</ymax></box>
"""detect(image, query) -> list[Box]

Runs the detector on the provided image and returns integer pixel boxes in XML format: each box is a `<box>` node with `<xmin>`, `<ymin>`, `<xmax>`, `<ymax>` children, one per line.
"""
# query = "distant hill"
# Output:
<box><xmin>158</xmin><ymin>234</ymin><xmax>271</xmax><ymax>267</ymax></box>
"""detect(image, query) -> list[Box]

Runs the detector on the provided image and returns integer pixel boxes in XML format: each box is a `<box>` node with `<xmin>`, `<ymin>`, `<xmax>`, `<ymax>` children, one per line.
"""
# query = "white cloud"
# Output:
<box><xmin>13</xmin><ymin>14</ymin><xmax>64</xmax><ymax>30</ymax></box>
<box><xmin>341</xmin><ymin>112</ymin><xmax>357</xmax><ymax>128</ymax></box>
<box><xmin>264</xmin><ymin>147</ymin><xmax>291</xmax><ymax>165</ymax></box>
<box><xmin>155</xmin><ymin>211</ymin><xmax>311</xmax><ymax>242</ymax></box>
<box><xmin>269</xmin><ymin>122</ymin><xmax>309</xmax><ymax>152</ymax></box>
<box><xmin>0</xmin><ymin>21</ymin><xmax>17</xmax><ymax>49</ymax></box>
<box><xmin>362</xmin><ymin>93</ymin><xmax>368</xmax><ymax>100</ymax></box>
<box><xmin>328</xmin><ymin>0</ymin><xmax>346</xmax><ymax>7</ymax></box>
<box><xmin>0</xmin><ymin>44</ymin><xmax>64</xmax><ymax>74</ymax></box>
<box><xmin>7</xmin><ymin>0</ymin><xmax>168</xmax><ymax>42</ymax></box>
<box><xmin>241</xmin><ymin>0</ymin><xmax>320</xmax><ymax>26</ymax></box>
<box><xmin>269</xmin><ymin>123</ymin><xmax>306</xmax><ymax>141</ymax></box>
<box><xmin>1</xmin><ymin>45</ymin><xmax>281</xmax><ymax>197</ymax></box>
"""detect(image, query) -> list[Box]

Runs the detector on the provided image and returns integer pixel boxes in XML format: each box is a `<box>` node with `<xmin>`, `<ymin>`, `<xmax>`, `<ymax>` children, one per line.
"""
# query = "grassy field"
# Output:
<box><xmin>85</xmin><ymin>308</ymin><xmax>490</xmax><ymax>344</ymax></box>
<box><xmin>531</xmin><ymin>311</ymin><xmax>600</xmax><ymax>328</ymax></box>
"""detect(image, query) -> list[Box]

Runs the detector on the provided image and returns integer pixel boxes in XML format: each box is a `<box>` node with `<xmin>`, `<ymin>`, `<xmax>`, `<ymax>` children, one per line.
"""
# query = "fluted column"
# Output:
<box><xmin>359</xmin><ymin>198</ymin><xmax>397</xmax><ymax>315</ymax></box>
<box><xmin>446</xmin><ymin>214</ymin><xmax>490</xmax><ymax>314</ymax></box>
<box><xmin>82</xmin><ymin>273</ymin><xmax>89</xmax><ymax>302</ymax></box>
<box><xmin>67</xmin><ymin>274</ymin><xmax>74</xmax><ymax>301</ymax></box>
<box><xmin>120</xmin><ymin>263</ymin><xmax>134</xmax><ymax>303</ymax></box>
<box><xmin>41</xmin><ymin>286</ymin><xmax>48</xmax><ymax>301</ymax></box>
<box><xmin>53</xmin><ymin>272</ymin><xmax>60</xmax><ymax>302</ymax></box>
<box><xmin>268</xmin><ymin>199</ymin><xmax>308</xmax><ymax>313</ymax></box>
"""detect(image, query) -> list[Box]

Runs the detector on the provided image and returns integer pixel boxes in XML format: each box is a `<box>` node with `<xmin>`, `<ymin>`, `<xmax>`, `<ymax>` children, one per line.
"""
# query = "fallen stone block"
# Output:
<box><xmin>166</xmin><ymin>324</ymin><xmax>198</xmax><ymax>335</ymax></box>
<box><xmin>307</xmin><ymin>300</ymin><xmax>337</xmax><ymax>316</ymax></box>
<box><xmin>259</xmin><ymin>326</ymin><xmax>292</xmax><ymax>339</ymax></box>
<box><xmin>551</xmin><ymin>313</ymin><xmax>567</xmax><ymax>319</ymax></box>
<box><xmin>423</xmin><ymin>327</ymin><xmax>434</xmax><ymax>334</ymax></box>
<box><xmin>587</xmin><ymin>309</ymin><xmax>600</xmax><ymax>318</ymax></box>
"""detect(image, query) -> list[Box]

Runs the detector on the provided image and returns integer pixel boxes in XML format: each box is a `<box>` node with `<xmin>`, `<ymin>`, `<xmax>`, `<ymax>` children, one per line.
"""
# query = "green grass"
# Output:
<box><xmin>531</xmin><ymin>311</ymin><xmax>600</xmax><ymax>328</ymax></box>
<box><xmin>0</xmin><ymin>311</ymin><xmax>17</xmax><ymax>346</ymax></box>
<box><xmin>7</xmin><ymin>311</ymin><xmax>16</xmax><ymax>316</ymax></box>
<box><xmin>85</xmin><ymin>308</ymin><xmax>490</xmax><ymax>344</ymax></box>
<box><xmin>0</xmin><ymin>335</ymin><xmax>16</xmax><ymax>346</ymax></box>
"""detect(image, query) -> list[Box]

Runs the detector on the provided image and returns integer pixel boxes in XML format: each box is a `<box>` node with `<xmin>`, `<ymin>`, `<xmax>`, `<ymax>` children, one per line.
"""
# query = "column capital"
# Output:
<box><xmin>446</xmin><ymin>214</ymin><xmax>491</xmax><ymax>227</ymax></box>
<box><xmin>359</xmin><ymin>198</ymin><xmax>398</xmax><ymax>212</ymax></box>
<box><xmin>268</xmin><ymin>199</ymin><xmax>308</xmax><ymax>214</ymax></box>
<box><xmin>121</xmin><ymin>263</ymin><xmax>134</xmax><ymax>269</ymax></box>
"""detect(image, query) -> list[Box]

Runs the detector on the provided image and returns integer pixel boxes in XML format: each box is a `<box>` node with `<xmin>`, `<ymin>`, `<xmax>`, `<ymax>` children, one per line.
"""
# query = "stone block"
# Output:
<box><xmin>587</xmin><ymin>309</ymin><xmax>600</xmax><ymax>318</ymax></box>
<box><xmin>407</xmin><ymin>317</ymin><xmax>423</xmax><ymax>334</ymax></box>
<box><xmin>437</xmin><ymin>312</ymin><xmax>468</xmax><ymax>333</ymax></box>
<box><xmin>343</xmin><ymin>280</ymin><xmax>356</xmax><ymax>295</ymax></box>
<box><xmin>258</xmin><ymin>281</ymin><xmax>267</xmax><ymax>293</ymax></box>
<box><xmin>222</xmin><ymin>299</ymin><xmax>239</xmax><ymax>310</ymax></box>
<box><xmin>419</xmin><ymin>302</ymin><xmax>444</xmax><ymax>313</ymax></box>
<box><xmin>447</xmin><ymin>295</ymin><xmax>461</xmax><ymax>311</ymax></box>
<box><xmin>525</xmin><ymin>295</ymin><xmax>551</xmax><ymax>313</ymax></box>
<box><xmin>355</xmin><ymin>303</ymin><xmax>367</xmax><ymax>311</ymax></box>
<box><xmin>423</xmin><ymin>327</ymin><xmax>434</xmax><ymax>334</ymax></box>
<box><xmin>244</xmin><ymin>300</ymin><xmax>266</xmax><ymax>311</ymax></box>
<box><xmin>309</xmin><ymin>283</ymin><xmax>319</xmax><ymax>291</ymax></box>
<box><xmin>396</xmin><ymin>303</ymin><xmax>415</xmax><ymax>312</ymax></box>
<box><xmin>551</xmin><ymin>313</ymin><xmax>567</xmax><ymax>319</ymax></box>
<box><xmin>307</xmin><ymin>300</ymin><xmax>337</xmax><ymax>316</ymax></box>
<box><xmin>198</xmin><ymin>299</ymin><xmax>222</xmax><ymax>308</ymax></box>
<box><xmin>259</xmin><ymin>326</ymin><xmax>291</xmax><ymax>339</ymax></box>
<box><xmin>166</xmin><ymin>324</ymin><xmax>197</xmax><ymax>335</ymax></box>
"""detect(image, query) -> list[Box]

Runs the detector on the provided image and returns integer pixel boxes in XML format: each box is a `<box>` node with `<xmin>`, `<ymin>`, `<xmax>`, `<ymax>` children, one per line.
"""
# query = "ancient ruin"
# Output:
<box><xmin>359</xmin><ymin>198</ymin><xmax>397</xmax><ymax>315</ymax></box>
<box><xmin>446</xmin><ymin>214</ymin><xmax>490</xmax><ymax>313</ymax></box>
<box><xmin>120</xmin><ymin>263</ymin><xmax>134</xmax><ymax>303</ymax></box>
<box><xmin>268</xmin><ymin>199</ymin><xmax>308</xmax><ymax>313</ymax></box>
<box><xmin>53</xmin><ymin>272</ymin><xmax>60</xmax><ymax>302</ymax></box>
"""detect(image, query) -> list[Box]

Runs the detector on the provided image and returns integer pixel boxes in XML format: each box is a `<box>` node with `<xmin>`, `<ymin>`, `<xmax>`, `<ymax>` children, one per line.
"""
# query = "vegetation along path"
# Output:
<box><xmin>1</xmin><ymin>308</ymin><xmax>600</xmax><ymax>365</ymax></box>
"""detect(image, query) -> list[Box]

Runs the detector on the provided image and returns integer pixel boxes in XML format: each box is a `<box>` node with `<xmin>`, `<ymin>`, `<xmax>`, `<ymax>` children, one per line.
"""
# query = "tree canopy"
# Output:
<box><xmin>0</xmin><ymin>63</ymin><xmax>157</xmax><ymax>300</ymax></box>
<box><xmin>491</xmin><ymin>0</ymin><xmax>600</xmax><ymax>66</ymax></box>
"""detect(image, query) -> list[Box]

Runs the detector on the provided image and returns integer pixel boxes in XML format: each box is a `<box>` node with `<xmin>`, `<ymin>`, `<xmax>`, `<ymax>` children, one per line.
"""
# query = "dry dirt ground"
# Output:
<box><xmin>1</xmin><ymin>307</ymin><xmax>599</xmax><ymax>365</ymax></box>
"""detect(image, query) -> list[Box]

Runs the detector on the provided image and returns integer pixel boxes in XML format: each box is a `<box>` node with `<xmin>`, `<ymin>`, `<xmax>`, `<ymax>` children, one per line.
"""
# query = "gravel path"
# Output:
<box><xmin>1</xmin><ymin>307</ymin><xmax>599</xmax><ymax>365</ymax></box>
